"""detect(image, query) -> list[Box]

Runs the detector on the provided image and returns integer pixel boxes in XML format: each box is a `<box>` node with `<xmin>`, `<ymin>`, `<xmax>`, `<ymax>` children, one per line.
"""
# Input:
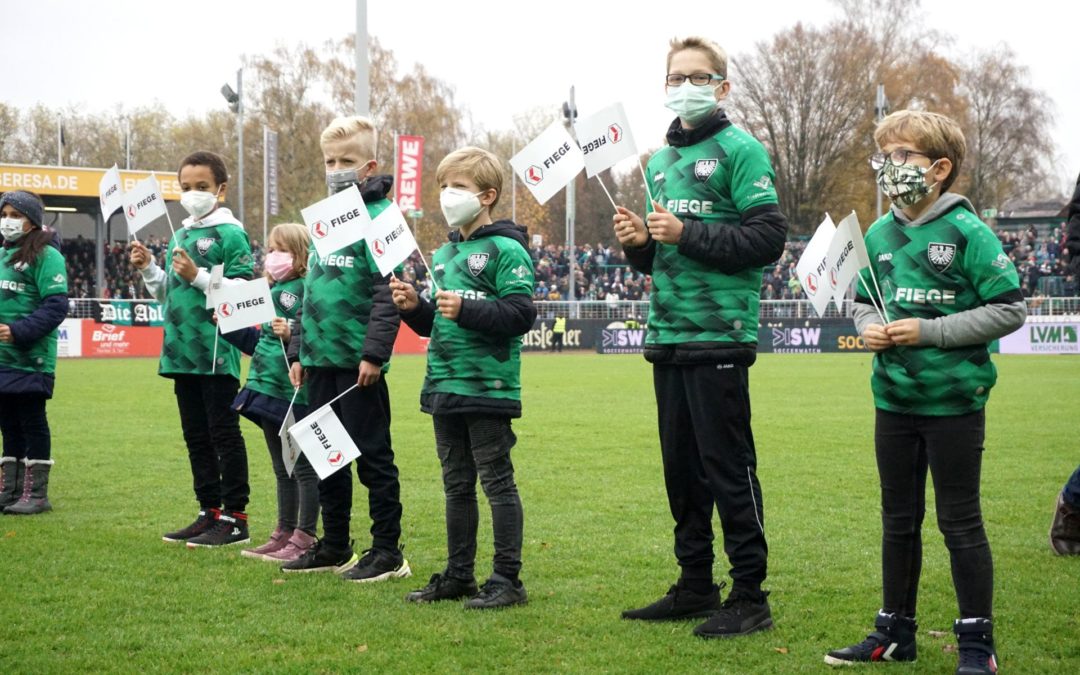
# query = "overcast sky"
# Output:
<box><xmin>7</xmin><ymin>0</ymin><xmax>1077</xmax><ymax>195</ymax></box>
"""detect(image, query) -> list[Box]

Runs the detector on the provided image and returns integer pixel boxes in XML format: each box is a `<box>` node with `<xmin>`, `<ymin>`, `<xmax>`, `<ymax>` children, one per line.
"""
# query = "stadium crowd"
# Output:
<box><xmin>59</xmin><ymin>223</ymin><xmax>1077</xmax><ymax>303</ymax></box>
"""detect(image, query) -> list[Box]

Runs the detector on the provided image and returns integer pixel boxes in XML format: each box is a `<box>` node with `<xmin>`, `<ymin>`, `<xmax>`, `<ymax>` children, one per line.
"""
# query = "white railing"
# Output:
<box><xmin>66</xmin><ymin>297</ymin><xmax>1080</xmax><ymax>321</ymax></box>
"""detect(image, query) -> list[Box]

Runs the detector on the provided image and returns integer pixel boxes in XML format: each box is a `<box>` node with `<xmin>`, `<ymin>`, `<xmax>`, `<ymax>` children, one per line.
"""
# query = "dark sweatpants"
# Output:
<box><xmin>306</xmin><ymin>367</ymin><xmax>402</xmax><ymax>553</ymax></box>
<box><xmin>653</xmin><ymin>363</ymin><xmax>768</xmax><ymax>594</ymax></box>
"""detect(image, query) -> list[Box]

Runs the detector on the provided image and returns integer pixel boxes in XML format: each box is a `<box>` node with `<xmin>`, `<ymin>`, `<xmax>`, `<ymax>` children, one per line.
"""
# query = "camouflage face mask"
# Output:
<box><xmin>876</xmin><ymin>160</ymin><xmax>939</xmax><ymax>209</ymax></box>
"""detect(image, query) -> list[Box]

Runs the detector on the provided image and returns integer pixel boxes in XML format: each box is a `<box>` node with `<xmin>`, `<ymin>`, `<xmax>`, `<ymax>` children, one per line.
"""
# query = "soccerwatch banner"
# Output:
<box><xmin>510</xmin><ymin>121</ymin><xmax>585</xmax><ymax>205</ymax></box>
<box><xmin>214</xmin><ymin>277</ymin><xmax>277</xmax><ymax>334</ymax></box>
<box><xmin>395</xmin><ymin>135</ymin><xmax>424</xmax><ymax>214</ymax></box>
<box><xmin>300</xmin><ymin>185</ymin><xmax>371</xmax><ymax>258</ymax></box>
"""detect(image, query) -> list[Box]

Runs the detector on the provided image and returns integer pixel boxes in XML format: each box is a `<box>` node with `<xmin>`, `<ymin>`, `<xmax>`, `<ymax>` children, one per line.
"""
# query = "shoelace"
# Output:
<box><xmin>18</xmin><ymin>467</ymin><xmax>33</xmax><ymax>502</ymax></box>
<box><xmin>957</xmin><ymin>644</ymin><xmax>993</xmax><ymax>669</ymax></box>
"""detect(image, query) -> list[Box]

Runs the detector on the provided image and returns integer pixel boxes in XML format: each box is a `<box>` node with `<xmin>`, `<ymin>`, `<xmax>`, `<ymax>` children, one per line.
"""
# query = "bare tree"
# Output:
<box><xmin>960</xmin><ymin>46</ymin><xmax>1056</xmax><ymax>211</ymax></box>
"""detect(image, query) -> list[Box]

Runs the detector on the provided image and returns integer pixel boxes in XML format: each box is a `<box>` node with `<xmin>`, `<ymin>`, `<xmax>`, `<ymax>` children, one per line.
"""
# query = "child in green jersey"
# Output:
<box><xmin>391</xmin><ymin>147</ymin><xmax>535</xmax><ymax>609</ymax></box>
<box><xmin>218</xmin><ymin>223</ymin><xmax>320</xmax><ymax>563</ymax></box>
<box><xmin>0</xmin><ymin>191</ymin><xmax>67</xmax><ymax>515</ymax></box>
<box><xmin>825</xmin><ymin>111</ymin><xmax>1025</xmax><ymax>674</ymax></box>
<box><xmin>283</xmin><ymin>116</ymin><xmax>409</xmax><ymax>581</ymax></box>
<box><xmin>613</xmin><ymin>36</ymin><xmax>787</xmax><ymax>638</ymax></box>
<box><xmin>130</xmin><ymin>151</ymin><xmax>254</xmax><ymax>547</ymax></box>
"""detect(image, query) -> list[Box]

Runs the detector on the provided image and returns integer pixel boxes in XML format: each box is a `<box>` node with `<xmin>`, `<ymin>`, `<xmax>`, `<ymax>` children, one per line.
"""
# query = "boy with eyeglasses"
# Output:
<box><xmin>825</xmin><ymin>110</ymin><xmax>1024</xmax><ymax>675</ymax></box>
<box><xmin>612</xmin><ymin>36</ymin><xmax>787</xmax><ymax>639</ymax></box>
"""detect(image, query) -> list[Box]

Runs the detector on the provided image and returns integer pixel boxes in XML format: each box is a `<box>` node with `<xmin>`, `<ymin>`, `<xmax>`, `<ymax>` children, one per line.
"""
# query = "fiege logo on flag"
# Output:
<box><xmin>311</xmin><ymin>221</ymin><xmax>328</xmax><ymax>239</ymax></box>
<box><xmin>525</xmin><ymin>166</ymin><xmax>543</xmax><ymax>185</ymax></box>
<box><xmin>327</xmin><ymin>450</ymin><xmax>344</xmax><ymax>467</ymax></box>
<box><xmin>301</xmin><ymin>185</ymin><xmax>371</xmax><ymax>257</ymax></box>
<box><xmin>510</xmin><ymin>121</ymin><xmax>585</xmax><ymax>205</ymax></box>
<box><xmin>218</xmin><ymin>302</ymin><xmax>234</xmax><ymax>318</ymax></box>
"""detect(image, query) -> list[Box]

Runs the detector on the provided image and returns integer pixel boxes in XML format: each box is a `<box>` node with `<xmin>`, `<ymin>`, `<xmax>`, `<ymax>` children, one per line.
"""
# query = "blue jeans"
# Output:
<box><xmin>433</xmin><ymin>414</ymin><xmax>523</xmax><ymax>582</ymax></box>
<box><xmin>1064</xmin><ymin>465</ymin><xmax>1080</xmax><ymax>508</ymax></box>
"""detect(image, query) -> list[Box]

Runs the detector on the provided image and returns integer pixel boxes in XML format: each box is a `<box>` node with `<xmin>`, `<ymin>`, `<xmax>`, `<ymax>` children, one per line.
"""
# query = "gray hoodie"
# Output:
<box><xmin>853</xmin><ymin>194</ymin><xmax>1027</xmax><ymax>348</ymax></box>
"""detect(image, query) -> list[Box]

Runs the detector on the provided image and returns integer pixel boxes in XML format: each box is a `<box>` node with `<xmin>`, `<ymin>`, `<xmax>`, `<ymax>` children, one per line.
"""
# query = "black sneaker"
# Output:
<box><xmin>186</xmin><ymin>511</ymin><xmax>250</xmax><ymax>548</ymax></box>
<box><xmin>621</xmin><ymin>581</ymin><xmax>721</xmax><ymax>621</ymax></box>
<box><xmin>405</xmin><ymin>573</ymin><xmax>479</xmax><ymax>604</ymax></box>
<box><xmin>341</xmin><ymin>547</ymin><xmax>412</xmax><ymax>583</ymax></box>
<box><xmin>163</xmin><ymin>508</ymin><xmax>219</xmax><ymax>543</ymax></box>
<box><xmin>281</xmin><ymin>539</ymin><xmax>358</xmax><ymax>573</ymax></box>
<box><xmin>955</xmin><ymin>618</ymin><xmax>998</xmax><ymax>675</ymax></box>
<box><xmin>464</xmin><ymin>577</ymin><xmax>528</xmax><ymax>609</ymax></box>
<box><xmin>825</xmin><ymin>610</ymin><xmax>918</xmax><ymax>665</ymax></box>
<box><xmin>693</xmin><ymin>588</ymin><xmax>773</xmax><ymax>638</ymax></box>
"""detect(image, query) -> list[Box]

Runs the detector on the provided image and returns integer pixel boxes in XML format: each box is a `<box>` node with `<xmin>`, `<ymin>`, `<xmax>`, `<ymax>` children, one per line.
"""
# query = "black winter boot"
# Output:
<box><xmin>954</xmin><ymin>617</ymin><xmax>998</xmax><ymax>674</ymax></box>
<box><xmin>0</xmin><ymin>457</ymin><xmax>22</xmax><ymax>509</ymax></box>
<box><xmin>4</xmin><ymin>459</ymin><xmax>53</xmax><ymax>515</ymax></box>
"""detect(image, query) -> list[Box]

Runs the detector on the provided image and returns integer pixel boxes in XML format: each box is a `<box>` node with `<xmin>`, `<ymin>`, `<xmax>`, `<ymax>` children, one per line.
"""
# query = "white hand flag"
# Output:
<box><xmin>795</xmin><ymin>215</ymin><xmax>837</xmax><ymax>317</ymax></box>
<box><xmin>288</xmin><ymin>404</ymin><xmax>361</xmax><ymax>480</ymax></box>
<box><xmin>510</xmin><ymin>121</ymin><xmax>585</xmax><ymax>205</ymax></box>
<box><xmin>122</xmin><ymin>176</ymin><xmax>167</xmax><ymax>236</ymax></box>
<box><xmin>826</xmin><ymin>211</ymin><xmax>871</xmax><ymax>311</ymax></box>
<box><xmin>280</xmin><ymin>406</ymin><xmax>299</xmax><ymax>477</ymax></box>
<box><xmin>99</xmin><ymin>164</ymin><xmax>124</xmax><ymax>218</ymax></box>
<box><xmin>214</xmin><ymin>277</ymin><xmax>277</xmax><ymax>334</ymax></box>
<box><xmin>574</xmin><ymin>103</ymin><xmax>639</xmax><ymax>178</ymax></box>
<box><xmin>366</xmin><ymin>203</ymin><xmax>419</xmax><ymax>277</ymax></box>
<box><xmin>300</xmin><ymin>185</ymin><xmax>371</xmax><ymax>258</ymax></box>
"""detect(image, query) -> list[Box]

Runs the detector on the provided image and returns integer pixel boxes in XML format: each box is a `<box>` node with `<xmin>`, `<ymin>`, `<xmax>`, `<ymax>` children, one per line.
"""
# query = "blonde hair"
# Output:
<box><xmin>436</xmin><ymin>146</ymin><xmax>505</xmax><ymax>210</ymax></box>
<box><xmin>668</xmin><ymin>36</ymin><xmax>728</xmax><ymax>79</ymax></box>
<box><xmin>266</xmin><ymin>222</ymin><xmax>311</xmax><ymax>282</ymax></box>
<box><xmin>874</xmin><ymin>110</ymin><xmax>966</xmax><ymax>192</ymax></box>
<box><xmin>320</xmin><ymin>115</ymin><xmax>377</xmax><ymax>161</ymax></box>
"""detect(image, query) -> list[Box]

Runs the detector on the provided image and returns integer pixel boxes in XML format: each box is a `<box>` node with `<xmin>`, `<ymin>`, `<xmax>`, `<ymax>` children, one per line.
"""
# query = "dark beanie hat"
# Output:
<box><xmin>0</xmin><ymin>191</ymin><xmax>45</xmax><ymax>228</ymax></box>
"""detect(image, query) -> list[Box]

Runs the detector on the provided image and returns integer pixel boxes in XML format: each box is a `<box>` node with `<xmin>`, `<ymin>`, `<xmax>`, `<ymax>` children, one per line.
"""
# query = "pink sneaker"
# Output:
<box><xmin>241</xmin><ymin>526</ymin><xmax>292</xmax><ymax>560</ymax></box>
<box><xmin>264</xmin><ymin>529</ymin><xmax>316</xmax><ymax>562</ymax></box>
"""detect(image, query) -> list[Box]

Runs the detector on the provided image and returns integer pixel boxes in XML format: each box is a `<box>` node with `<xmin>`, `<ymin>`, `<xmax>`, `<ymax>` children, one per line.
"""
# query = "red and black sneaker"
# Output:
<box><xmin>825</xmin><ymin>610</ymin><xmax>917</xmax><ymax>665</ymax></box>
<box><xmin>162</xmin><ymin>508</ymin><xmax>220</xmax><ymax>543</ymax></box>
<box><xmin>186</xmin><ymin>511</ymin><xmax>251</xmax><ymax>548</ymax></box>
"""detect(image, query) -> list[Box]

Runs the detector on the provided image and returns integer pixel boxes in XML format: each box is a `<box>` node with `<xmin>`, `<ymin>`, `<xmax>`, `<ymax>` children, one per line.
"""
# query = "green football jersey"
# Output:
<box><xmin>300</xmin><ymin>197</ymin><xmax>397</xmax><ymax>369</ymax></box>
<box><xmin>0</xmin><ymin>245</ymin><xmax>67</xmax><ymax>374</ymax></box>
<box><xmin>159</xmin><ymin>222</ymin><xmax>253</xmax><ymax>378</ymax></box>
<box><xmin>244</xmin><ymin>276</ymin><xmax>307</xmax><ymax>404</ymax></box>
<box><xmin>645</xmin><ymin>123</ymin><xmax>779</xmax><ymax>345</ymax></box>
<box><xmin>857</xmin><ymin>205</ymin><xmax>1021</xmax><ymax>415</ymax></box>
<box><xmin>423</xmin><ymin>234</ymin><xmax>534</xmax><ymax>401</ymax></box>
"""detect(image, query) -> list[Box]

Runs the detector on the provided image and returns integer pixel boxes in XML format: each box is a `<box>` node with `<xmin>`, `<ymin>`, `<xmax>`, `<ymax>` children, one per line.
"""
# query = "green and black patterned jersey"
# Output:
<box><xmin>0</xmin><ymin>245</ymin><xmax>67</xmax><ymax>374</ymax></box>
<box><xmin>645</xmin><ymin>122</ymin><xmax>779</xmax><ymax>345</ymax></box>
<box><xmin>299</xmin><ymin>197</ymin><xmax>397</xmax><ymax>369</ymax></box>
<box><xmin>244</xmin><ymin>276</ymin><xmax>307</xmax><ymax>404</ymax></box>
<box><xmin>422</xmin><ymin>231</ymin><xmax>534</xmax><ymax>402</ymax></box>
<box><xmin>159</xmin><ymin>218</ymin><xmax>253</xmax><ymax>378</ymax></box>
<box><xmin>856</xmin><ymin>204</ymin><xmax>1020</xmax><ymax>416</ymax></box>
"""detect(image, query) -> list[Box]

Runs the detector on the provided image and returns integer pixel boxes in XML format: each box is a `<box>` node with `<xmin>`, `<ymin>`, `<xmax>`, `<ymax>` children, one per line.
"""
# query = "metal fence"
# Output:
<box><xmin>68</xmin><ymin>297</ymin><xmax>1080</xmax><ymax>321</ymax></box>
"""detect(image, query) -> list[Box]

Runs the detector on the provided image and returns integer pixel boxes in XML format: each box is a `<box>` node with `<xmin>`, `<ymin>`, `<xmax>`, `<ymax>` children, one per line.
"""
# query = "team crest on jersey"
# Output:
<box><xmin>694</xmin><ymin>159</ymin><xmax>718</xmax><ymax>181</ymax></box>
<box><xmin>13</xmin><ymin>262</ymin><xmax>28</xmax><ymax>272</ymax></box>
<box><xmin>196</xmin><ymin>237</ymin><xmax>215</xmax><ymax>255</ymax></box>
<box><xmin>279</xmin><ymin>291</ymin><xmax>298</xmax><ymax>310</ymax></box>
<box><xmin>467</xmin><ymin>253</ymin><xmax>490</xmax><ymax>276</ymax></box>
<box><xmin>927</xmin><ymin>242</ymin><xmax>956</xmax><ymax>272</ymax></box>
<box><xmin>753</xmin><ymin>175</ymin><xmax>772</xmax><ymax>191</ymax></box>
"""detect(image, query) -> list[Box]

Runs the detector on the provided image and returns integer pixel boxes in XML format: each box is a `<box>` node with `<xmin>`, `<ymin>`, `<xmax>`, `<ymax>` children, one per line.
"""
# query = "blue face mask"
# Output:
<box><xmin>665</xmin><ymin>83</ymin><xmax>720</xmax><ymax>125</ymax></box>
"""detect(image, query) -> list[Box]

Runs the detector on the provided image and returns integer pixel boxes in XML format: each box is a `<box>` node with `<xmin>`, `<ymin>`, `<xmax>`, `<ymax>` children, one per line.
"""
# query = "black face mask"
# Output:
<box><xmin>326</xmin><ymin>168</ymin><xmax>362</xmax><ymax>196</ymax></box>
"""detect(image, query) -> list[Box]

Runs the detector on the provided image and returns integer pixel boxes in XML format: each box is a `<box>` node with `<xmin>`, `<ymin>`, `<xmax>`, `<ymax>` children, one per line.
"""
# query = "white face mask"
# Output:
<box><xmin>180</xmin><ymin>188</ymin><xmax>220</xmax><ymax>220</ymax></box>
<box><xmin>665</xmin><ymin>82</ymin><xmax>720</xmax><ymax>126</ymax></box>
<box><xmin>0</xmin><ymin>217</ymin><xmax>27</xmax><ymax>242</ymax></box>
<box><xmin>440</xmin><ymin>187</ymin><xmax>485</xmax><ymax>229</ymax></box>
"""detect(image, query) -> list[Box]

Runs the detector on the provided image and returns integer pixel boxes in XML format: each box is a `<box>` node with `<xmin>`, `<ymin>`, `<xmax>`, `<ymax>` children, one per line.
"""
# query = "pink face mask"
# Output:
<box><xmin>265</xmin><ymin>250</ymin><xmax>295</xmax><ymax>281</ymax></box>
